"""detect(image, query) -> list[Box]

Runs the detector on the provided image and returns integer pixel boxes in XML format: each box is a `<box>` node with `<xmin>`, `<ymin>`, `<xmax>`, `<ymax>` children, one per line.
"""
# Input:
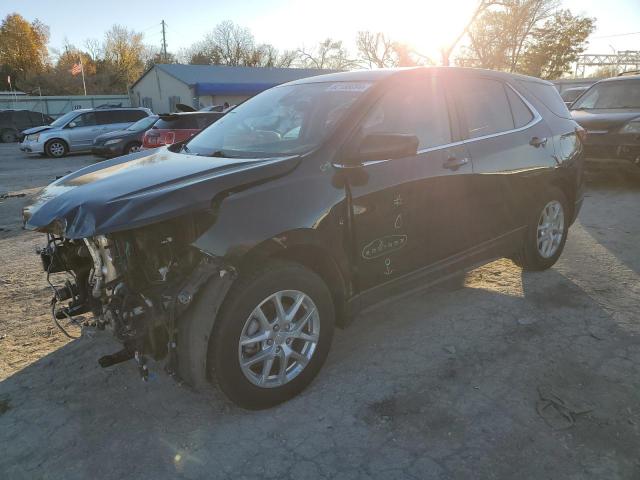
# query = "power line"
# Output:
<box><xmin>592</xmin><ymin>31</ymin><xmax>640</xmax><ymax>39</ymax></box>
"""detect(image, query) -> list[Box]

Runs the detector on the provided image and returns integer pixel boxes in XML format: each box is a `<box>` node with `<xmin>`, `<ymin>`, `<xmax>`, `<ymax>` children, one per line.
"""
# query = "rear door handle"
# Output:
<box><xmin>530</xmin><ymin>136</ymin><xmax>548</xmax><ymax>148</ymax></box>
<box><xmin>442</xmin><ymin>156</ymin><xmax>469</xmax><ymax>170</ymax></box>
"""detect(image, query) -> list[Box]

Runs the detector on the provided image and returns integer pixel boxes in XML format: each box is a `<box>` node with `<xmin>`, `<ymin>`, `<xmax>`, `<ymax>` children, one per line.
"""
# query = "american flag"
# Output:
<box><xmin>70</xmin><ymin>63</ymin><xmax>82</xmax><ymax>76</ymax></box>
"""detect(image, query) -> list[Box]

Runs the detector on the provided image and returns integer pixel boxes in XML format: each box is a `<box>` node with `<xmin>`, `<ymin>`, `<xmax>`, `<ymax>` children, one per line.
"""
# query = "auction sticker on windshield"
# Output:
<box><xmin>325</xmin><ymin>82</ymin><xmax>372</xmax><ymax>92</ymax></box>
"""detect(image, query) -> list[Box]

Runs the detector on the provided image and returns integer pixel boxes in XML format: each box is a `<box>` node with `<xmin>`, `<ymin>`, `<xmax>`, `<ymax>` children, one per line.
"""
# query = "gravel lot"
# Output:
<box><xmin>1</xmin><ymin>143</ymin><xmax>639</xmax><ymax>479</ymax></box>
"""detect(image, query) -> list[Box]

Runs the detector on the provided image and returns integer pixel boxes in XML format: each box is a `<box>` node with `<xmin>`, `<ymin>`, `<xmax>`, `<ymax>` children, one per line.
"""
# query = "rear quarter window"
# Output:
<box><xmin>518</xmin><ymin>80</ymin><xmax>571</xmax><ymax>119</ymax></box>
<box><xmin>505</xmin><ymin>87</ymin><xmax>534</xmax><ymax>128</ymax></box>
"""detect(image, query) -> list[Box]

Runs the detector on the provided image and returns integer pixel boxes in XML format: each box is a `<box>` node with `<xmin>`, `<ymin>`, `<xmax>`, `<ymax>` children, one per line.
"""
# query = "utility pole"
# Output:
<box><xmin>161</xmin><ymin>20</ymin><xmax>168</xmax><ymax>62</ymax></box>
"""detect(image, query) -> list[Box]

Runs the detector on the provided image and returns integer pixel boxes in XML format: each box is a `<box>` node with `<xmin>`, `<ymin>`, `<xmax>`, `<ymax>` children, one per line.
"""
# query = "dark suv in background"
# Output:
<box><xmin>24</xmin><ymin>67</ymin><xmax>584</xmax><ymax>409</ymax></box>
<box><xmin>0</xmin><ymin>109</ymin><xmax>53</xmax><ymax>143</ymax></box>
<box><xmin>570</xmin><ymin>74</ymin><xmax>640</xmax><ymax>165</ymax></box>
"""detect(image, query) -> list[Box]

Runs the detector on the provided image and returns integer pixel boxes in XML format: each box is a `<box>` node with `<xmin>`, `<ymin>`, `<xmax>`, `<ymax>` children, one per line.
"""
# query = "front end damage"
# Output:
<box><xmin>40</xmin><ymin>214</ymin><xmax>236</xmax><ymax>382</ymax></box>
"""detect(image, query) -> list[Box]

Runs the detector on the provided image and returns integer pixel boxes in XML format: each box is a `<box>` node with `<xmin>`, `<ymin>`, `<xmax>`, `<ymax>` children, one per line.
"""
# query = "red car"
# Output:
<box><xmin>142</xmin><ymin>111</ymin><xmax>225</xmax><ymax>148</ymax></box>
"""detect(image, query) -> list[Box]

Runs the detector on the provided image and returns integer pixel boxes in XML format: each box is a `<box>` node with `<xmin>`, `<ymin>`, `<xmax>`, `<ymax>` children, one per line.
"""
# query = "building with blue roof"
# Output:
<box><xmin>130</xmin><ymin>64</ymin><xmax>338</xmax><ymax>113</ymax></box>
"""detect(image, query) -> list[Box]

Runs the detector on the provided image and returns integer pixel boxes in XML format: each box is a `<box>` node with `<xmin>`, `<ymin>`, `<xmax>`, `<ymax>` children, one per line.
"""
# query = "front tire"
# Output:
<box><xmin>209</xmin><ymin>260</ymin><xmax>334</xmax><ymax>409</ymax></box>
<box><xmin>514</xmin><ymin>187</ymin><xmax>569</xmax><ymax>271</ymax></box>
<box><xmin>45</xmin><ymin>139</ymin><xmax>68</xmax><ymax>158</ymax></box>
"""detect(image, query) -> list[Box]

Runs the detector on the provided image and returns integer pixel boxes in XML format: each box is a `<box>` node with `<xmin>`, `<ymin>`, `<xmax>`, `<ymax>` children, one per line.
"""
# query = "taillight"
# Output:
<box><xmin>576</xmin><ymin>125</ymin><xmax>587</xmax><ymax>143</ymax></box>
<box><xmin>161</xmin><ymin>131</ymin><xmax>176</xmax><ymax>145</ymax></box>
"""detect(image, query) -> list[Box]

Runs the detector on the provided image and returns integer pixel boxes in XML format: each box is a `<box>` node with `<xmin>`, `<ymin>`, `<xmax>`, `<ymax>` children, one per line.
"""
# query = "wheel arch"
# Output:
<box><xmin>45</xmin><ymin>137</ymin><xmax>69</xmax><ymax>155</ymax></box>
<box><xmin>237</xmin><ymin>236</ymin><xmax>351</xmax><ymax>328</ymax></box>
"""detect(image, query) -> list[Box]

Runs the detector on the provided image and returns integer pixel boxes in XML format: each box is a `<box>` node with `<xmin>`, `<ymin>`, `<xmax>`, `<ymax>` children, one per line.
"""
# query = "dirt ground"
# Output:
<box><xmin>0</xmin><ymin>143</ymin><xmax>639</xmax><ymax>479</ymax></box>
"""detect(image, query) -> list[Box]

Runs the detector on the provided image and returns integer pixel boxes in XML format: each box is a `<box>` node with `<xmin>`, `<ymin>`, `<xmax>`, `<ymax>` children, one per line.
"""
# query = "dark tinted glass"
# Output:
<box><xmin>519</xmin><ymin>80</ymin><xmax>572</xmax><ymax>118</ymax></box>
<box><xmin>458</xmin><ymin>78</ymin><xmax>514</xmax><ymax>138</ymax></box>
<box><xmin>123</xmin><ymin>110</ymin><xmax>147</xmax><ymax>122</ymax></box>
<box><xmin>361</xmin><ymin>78</ymin><xmax>451</xmax><ymax>149</ymax></box>
<box><xmin>13</xmin><ymin>111</ymin><xmax>30</xmax><ymax>128</ymax></box>
<box><xmin>506</xmin><ymin>87</ymin><xmax>534</xmax><ymax>128</ymax></box>
<box><xmin>154</xmin><ymin>116</ymin><xmax>200</xmax><ymax>129</ymax></box>
<box><xmin>28</xmin><ymin>111</ymin><xmax>48</xmax><ymax>125</ymax></box>
<box><xmin>571</xmin><ymin>80</ymin><xmax>640</xmax><ymax>110</ymax></box>
<box><xmin>95</xmin><ymin>111</ymin><xmax>119</xmax><ymax>125</ymax></box>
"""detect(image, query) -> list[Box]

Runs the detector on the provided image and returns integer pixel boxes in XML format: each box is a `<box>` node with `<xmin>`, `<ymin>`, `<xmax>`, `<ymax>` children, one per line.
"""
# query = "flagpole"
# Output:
<box><xmin>80</xmin><ymin>57</ymin><xmax>87</xmax><ymax>96</ymax></box>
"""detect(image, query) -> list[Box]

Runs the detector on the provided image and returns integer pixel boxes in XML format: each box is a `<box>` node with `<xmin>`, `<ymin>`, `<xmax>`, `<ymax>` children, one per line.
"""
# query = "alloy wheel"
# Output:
<box><xmin>48</xmin><ymin>141</ymin><xmax>66</xmax><ymax>157</ymax></box>
<box><xmin>536</xmin><ymin>200</ymin><xmax>565</xmax><ymax>258</ymax></box>
<box><xmin>238</xmin><ymin>290</ymin><xmax>320</xmax><ymax>388</ymax></box>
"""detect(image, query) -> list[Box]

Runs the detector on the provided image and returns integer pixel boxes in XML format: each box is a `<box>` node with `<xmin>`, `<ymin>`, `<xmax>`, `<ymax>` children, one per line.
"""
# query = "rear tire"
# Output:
<box><xmin>514</xmin><ymin>187</ymin><xmax>569</xmax><ymax>271</ymax></box>
<box><xmin>1</xmin><ymin>129</ymin><xmax>18</xmax><ymax>143</ymax></box>
<box><xmin>45</xmin><ymin>139</ymin><xmax>68</xmax><ymax>158</ymax></box>
<box><xmin>124</xmin><ymin>141</ymin><xmax>141</xmax><ymax>155</ymax></box>
<box><xmin>208</xmin><ymin>260</ymin><xmax>334</xmax><ymax>409</ymax></box>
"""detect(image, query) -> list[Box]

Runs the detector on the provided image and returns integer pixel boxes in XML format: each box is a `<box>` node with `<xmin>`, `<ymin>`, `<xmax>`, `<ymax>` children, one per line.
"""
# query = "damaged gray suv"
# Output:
<box><xmin>24</xmin><ymin>68</ymin><xmax>584</xmax><ymax>409</ymax></box>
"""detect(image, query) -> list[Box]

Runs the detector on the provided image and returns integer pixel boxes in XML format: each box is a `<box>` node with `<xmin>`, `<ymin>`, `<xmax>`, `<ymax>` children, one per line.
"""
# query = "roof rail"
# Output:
<box><xmin>95</xmin><ymin>103</ymin><xmax>124</xmax><ymax>109</ymax></box>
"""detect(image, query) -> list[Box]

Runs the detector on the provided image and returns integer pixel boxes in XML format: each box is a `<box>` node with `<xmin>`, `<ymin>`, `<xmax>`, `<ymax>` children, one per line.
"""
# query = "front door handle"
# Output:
<box><xmin>442</xmin><ymin>156</ymin><xmax>469</xmax><ymax>170</ymax></box>
<box><xmin>530</xmin><ymin>136</ymin><xmax>548</xmax><ymax>148</ymax></box>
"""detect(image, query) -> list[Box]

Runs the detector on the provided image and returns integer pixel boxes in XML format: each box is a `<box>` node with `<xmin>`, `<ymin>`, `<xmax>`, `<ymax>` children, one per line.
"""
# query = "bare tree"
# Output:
<box><xmin>297</xmin><ymin>39</ymin><xmax>355</xmax><ymax>70</ymax></box>
<box><xmin>356</xmin><ymin>31</ymin><xmax>397</xmax><ymax>68</ymax></box>
<box><xmin>84</xmin><ymin>38</ymin><xmax>102</xmax><ymax>61</ymax></box>
<box><xmin>441</xmin><ymin>0</ymin><xmax>500</xmax><ymax>66</ymax></box>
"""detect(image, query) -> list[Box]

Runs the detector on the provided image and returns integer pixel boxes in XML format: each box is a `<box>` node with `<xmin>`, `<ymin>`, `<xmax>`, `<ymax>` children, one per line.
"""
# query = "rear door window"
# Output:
<box><xmin>457</xmin><ymin>78</ymin><xmax>514</xmax><ymax>139</ymax></box>
<box><xmin>361</xmin><ymin>77</ymin><xmax>451</xmax><ymax>150</ymax></box>
<box><xmin>95</xmin><ymin>111</ymin><xmax>119</xmax><ymax>125</ymax></box>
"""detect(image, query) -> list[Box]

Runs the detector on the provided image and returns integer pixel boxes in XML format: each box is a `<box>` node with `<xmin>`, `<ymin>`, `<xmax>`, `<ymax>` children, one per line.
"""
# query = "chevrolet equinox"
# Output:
<box><xmin>24</xmin><ymin>67</ymin><xmax>585</xmax><ymax>409</ymax></box>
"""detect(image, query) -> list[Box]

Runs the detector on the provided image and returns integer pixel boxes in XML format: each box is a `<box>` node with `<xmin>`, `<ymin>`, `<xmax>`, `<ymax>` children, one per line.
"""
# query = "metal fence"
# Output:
<box><xmin>0</xmin><ymin>95</ymin><xmax>131</xmax><ymax>118</ymax></box>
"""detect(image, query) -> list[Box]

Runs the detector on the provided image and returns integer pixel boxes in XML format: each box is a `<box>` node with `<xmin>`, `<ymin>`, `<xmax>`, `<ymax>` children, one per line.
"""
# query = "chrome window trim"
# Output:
<box><xmin>335</xmin><ymin>79</ymin><xmax>544</xmax><ymax>168</ymax></box>
<box><xmin>416</xmin><ymin>81</ymin><xmax>542</xmax><ymax>155</ymax></box>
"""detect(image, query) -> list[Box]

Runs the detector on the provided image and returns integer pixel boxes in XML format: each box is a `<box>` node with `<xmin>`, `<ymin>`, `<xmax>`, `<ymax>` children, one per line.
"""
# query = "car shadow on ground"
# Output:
<box><xmin>1</xmin><ymin>258</ymin><xmax>639</xmax><ymax>480</ymax></box>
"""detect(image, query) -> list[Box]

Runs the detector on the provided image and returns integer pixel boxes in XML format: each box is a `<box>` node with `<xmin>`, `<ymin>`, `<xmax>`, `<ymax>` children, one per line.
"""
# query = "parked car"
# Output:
<box><xmin>560</xmin><ymin>86</ymin><xmax>588</xmax><ymax>107</ymax></box>
<box><xmin>23</xmin><ymin>67</ymin><xmax>584</xmax><ymax>409</ymax></box>
<box><xmin>92</xmin><ymin>115</ymin><xmax>159</xmax><ymax>157</ymax></box>
<box><xmin>0</xmin><ymin>109</ymin><xmax>54</xmax><ymax>143</ymax></box>
<box><xmin>570</xmin><ymin>74</ymin><xmax>640</xmax><ymax>164</ymax></box>
<box><xmin>20</xmin><ymin>107</ymin><xmax>153</xmax><ymax>158</ymax></box>
<box><xmin>142</xmin><ymin>111</ymin><xmax>225</xmax><ymax>148</ymax></box>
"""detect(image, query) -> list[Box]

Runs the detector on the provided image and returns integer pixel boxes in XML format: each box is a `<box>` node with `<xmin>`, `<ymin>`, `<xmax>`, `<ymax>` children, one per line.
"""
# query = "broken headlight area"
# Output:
<box><xmin>40</xmin><ymin>212</ymin><xmax>231</xmax><ymax>381</ymax></box>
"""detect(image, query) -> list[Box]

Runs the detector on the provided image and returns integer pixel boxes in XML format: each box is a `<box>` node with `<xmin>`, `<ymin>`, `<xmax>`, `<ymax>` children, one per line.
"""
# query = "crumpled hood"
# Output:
<box><xmin>24</xmin><ymin>148</ymin><xmax>300</xmax><ymax>239</ymax></box>
<box><xmin>571</xmin><ymin>109</ymin><xmax>640</xmax><ymax>131</ymax></box>
<box><xmin>22</xmin><ymin>125</ymin><xmax>55</xmax><ymax>135</ymax></box>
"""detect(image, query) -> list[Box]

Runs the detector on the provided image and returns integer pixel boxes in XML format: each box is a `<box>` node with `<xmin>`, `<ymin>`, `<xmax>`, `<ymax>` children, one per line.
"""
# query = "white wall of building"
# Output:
<box><xmin>131</xmin><ymin>67</ymin><xmax>192</xmax><ymax>114</ymax></box>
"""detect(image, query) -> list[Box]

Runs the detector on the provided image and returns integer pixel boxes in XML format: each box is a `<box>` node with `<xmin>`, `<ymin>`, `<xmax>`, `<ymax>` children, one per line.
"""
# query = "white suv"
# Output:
<box><xmin>20</xmin><ymin>107</ymin><xmax>153</xmax><ymax>158</ymax></box>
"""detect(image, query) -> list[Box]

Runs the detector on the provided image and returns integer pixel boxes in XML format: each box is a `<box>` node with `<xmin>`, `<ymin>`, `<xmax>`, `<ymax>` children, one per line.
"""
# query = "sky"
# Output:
<box><xmin>3</xmin><ymin>0</ymin><xmax>640</xmax><ymax>62</ymax></box>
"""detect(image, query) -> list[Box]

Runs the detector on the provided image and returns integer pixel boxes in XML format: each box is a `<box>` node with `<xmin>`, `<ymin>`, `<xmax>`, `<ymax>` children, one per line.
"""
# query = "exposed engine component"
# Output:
<box><xmin>39</xmin><ymin>213</ymin><xmax>224</xmax><ymax>379</ymax></box>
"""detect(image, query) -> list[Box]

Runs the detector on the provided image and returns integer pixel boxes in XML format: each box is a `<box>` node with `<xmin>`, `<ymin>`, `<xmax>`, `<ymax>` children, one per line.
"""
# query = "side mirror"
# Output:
<box><xmin>67</xmin><ymin>121</ymin><xmax>76</xmax><ymax>128</ymax></box>
<box><xmin>346</xmin><ymin>133</ymin><xmax>419</xmax><ymax>164</ymax></box>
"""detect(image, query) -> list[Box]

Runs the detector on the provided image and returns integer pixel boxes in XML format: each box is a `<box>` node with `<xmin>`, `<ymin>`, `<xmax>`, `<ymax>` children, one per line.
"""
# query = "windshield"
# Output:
<box><xmin>49</xmin><ymin>111</ymin><xmax>79</xmax><ymax>127</ymax></box>
<box><xmin>126</xmin><ymin>115</ymin><xmax>158</xmax><ymax>131</ymax></box>
<box><xmin>572</xmin><ymin>80</ymin><xmax>640</xmax><ymax>109</ymax></box>
<box><xmin>184</xmin><ymin>81</ymin><xmax>372</xmax><ymax>157</ymax></box>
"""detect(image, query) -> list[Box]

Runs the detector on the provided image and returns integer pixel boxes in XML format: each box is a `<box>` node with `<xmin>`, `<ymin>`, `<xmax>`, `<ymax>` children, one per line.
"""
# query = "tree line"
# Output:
<box><xmin>0</xmin><ymin>1</ymin><xmax>596</xmax><ymax>96</ymax></box>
